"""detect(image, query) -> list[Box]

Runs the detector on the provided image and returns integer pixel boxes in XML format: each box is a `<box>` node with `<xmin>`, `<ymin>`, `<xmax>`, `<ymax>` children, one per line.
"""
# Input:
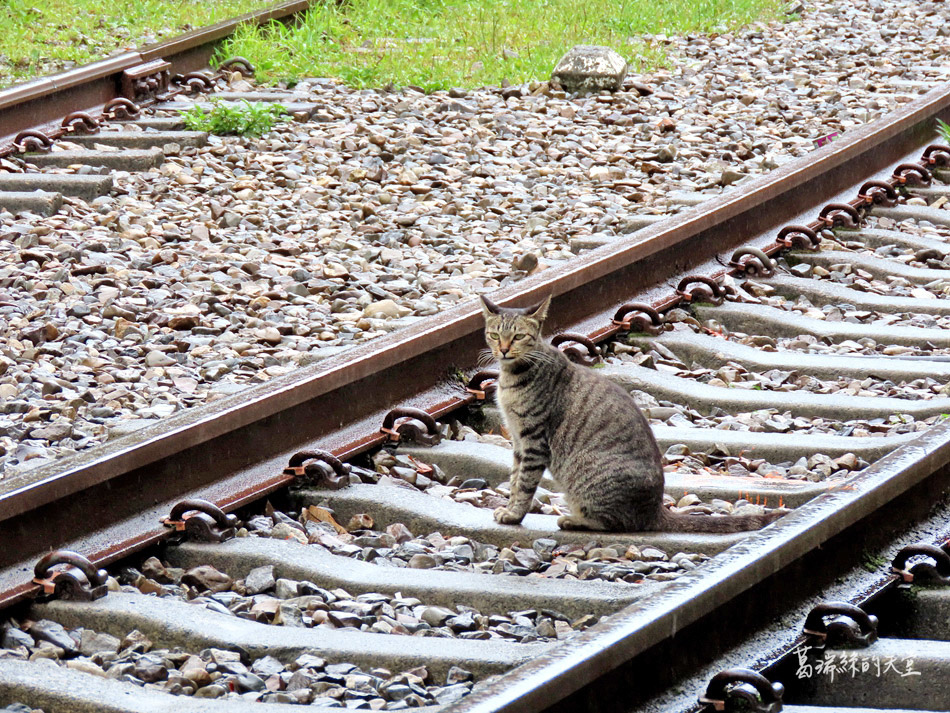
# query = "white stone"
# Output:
<box><xmin>551</xmin><ymin>45</ymin><xmax>627</xmax><ymax>93</ymax></box>
<box><xmin>363</xmin><ymin>299</ymin><xmax>411</xmax><ymax>319</ymax></box>
<box><xmin>145</xmin><ymin>351</ymin><xmax>176</xmax><ymax>367</ymax></box>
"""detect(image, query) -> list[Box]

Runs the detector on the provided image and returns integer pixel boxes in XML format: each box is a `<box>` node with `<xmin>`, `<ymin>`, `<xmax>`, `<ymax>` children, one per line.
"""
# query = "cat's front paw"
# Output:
<box><xmin>557</xmin><ymin>515</ymin><xmax>590</xmax><ymax>531</ymax></box>
<box><xmin>493</xmin><ymin>507</ymin><xmax>524</xmax><ymax>525</ymax></box>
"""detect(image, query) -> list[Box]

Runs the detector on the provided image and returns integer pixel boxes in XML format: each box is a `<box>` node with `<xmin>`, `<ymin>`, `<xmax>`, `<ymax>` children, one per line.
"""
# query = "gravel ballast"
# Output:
<box><xmin>2</xmin><ymin>0</ymin><xmax>950</xmax><ymax>473</ymax></box>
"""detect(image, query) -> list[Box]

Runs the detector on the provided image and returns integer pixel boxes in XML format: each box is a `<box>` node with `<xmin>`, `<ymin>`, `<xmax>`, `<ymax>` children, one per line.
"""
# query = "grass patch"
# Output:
<box><xmin>0</xmin><ymin>0</ymin><xmax>271</xmax><ymax>89</ymax></box>
<box><xmin>861</xmin><ymin>552</ymin><xmax>888</xmax><ymax>573</ymax></box>
<box><xmin>938</xmin><ymin>118</ymin><xmax>950</xmax><ymax>145</ymax></box>
<box><xmin>217</xmin><ymin>0</ymin><xmax>785</xmax><ymax>91</ymax></box>
<box><xmin>180</xmin><ymin>99</ymin><xmax>288</xmax><ymax>136</ymax></box>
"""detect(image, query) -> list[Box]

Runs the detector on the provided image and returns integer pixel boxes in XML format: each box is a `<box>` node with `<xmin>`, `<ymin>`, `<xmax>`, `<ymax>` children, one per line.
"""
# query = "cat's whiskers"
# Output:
<box><xmin>476</xmin><ymin>349</ymin><xmax>498</xmax><ymax>367</ymax></box>
<box><xmin>522</xmin><ymin>348</ymin><xmax>556</xmax><ymax>366</ymax></box>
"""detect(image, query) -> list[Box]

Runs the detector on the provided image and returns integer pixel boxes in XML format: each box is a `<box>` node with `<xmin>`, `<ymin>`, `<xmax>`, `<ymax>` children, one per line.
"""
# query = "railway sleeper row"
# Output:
<box><xmin>7</xmin><ymin>97</ymin><xmax>950</xmax><ymax>713</ymax></box>
<box><xmin>660</xmin><ymin>523</ymin><xmax>950</xmax><ymax>713</ymax></box>
<box><xmin>0</xmin><ymin>87</ymin><xmax>319</xmax><ymax>217</ymax></box>
<box><xmin>747</xmin><ymin>601</ymin><xmax>950</xmax><ymax>713</ymax></box>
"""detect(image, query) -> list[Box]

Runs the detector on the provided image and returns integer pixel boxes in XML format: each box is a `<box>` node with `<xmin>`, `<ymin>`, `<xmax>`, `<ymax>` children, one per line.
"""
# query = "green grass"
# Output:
<box><xmin>180</xmin><ymin>99</ymin><xmax>288</xmax><ymax>136</ymax></box>
<box><xmin>0</xmin><ymin>0</ymin><xmax>785</xmax><ymax>92</ymax></box>
<box><xmin>938</xmin><ymin>118</ymin><xmax>950</xmax><ymax>145</ymax></box>
<box><xmin>0</xmin><ymin>0</ymin><xmax>271</xmax><ymax>89</ymax></box>
<box><xmin>861</xmin><ymin>552</ymin><xmax>888</xmax><ymax>573</ymax></box>
<box><xmin>216</xmin><ymin>0</ymin><xmax>785</xmax><ymax>91</ymax></box>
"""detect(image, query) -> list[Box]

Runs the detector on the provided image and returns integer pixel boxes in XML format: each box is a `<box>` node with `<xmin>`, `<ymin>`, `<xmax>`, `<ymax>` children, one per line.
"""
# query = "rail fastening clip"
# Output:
<box><xmin>699</xmin><ymin>667</ymin><xmax>784</xmax><ymax>713</ymax></box>
<box><xmin>162</xmin><ymin>499</ymin><xmax>238</xmax><ymax>543</ymax></box>
<box><xmin>380</xmin><ymin>407</ymin><xmax>441</xmax><ymax>446</ymax></box>
<box><xmin>802</xmin><ymin>601</ymin><xmax>878</xmax><ymax>649</ymax></box>
<box><xmin>891</xmin><ymin>543</ymin><xmax>950</xmax><ymax>586</ymax></box>
<box><xmin>284</xmin><ymin>449</ymin><xmax>351</xmax><ymax>489</ymax></box>
<box><xmin>612</xmin><ymin>303</ymin><xmax>667</xmax><ymax>335</ymax></box>
<box><xmin>551</xmin><ymin>333</ymin><xmax>602</xmax><ymax>365</ymax></box>
<box><xmin>32</xmin><ymin>550</ymin><xmax>109</xmax><ymax>602</ymax></box>
<box><xmin>466</xmin><ymin>370</ymin><xmax>499</xmax><ymax>400</ymax></box>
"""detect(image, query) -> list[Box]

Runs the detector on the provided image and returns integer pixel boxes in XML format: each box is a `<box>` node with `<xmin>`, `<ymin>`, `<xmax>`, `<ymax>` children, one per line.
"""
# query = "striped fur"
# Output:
<box><xmin>481</xmin><ymin>295</ymin><xmax>785</xmax><ymax>533</ymax></box>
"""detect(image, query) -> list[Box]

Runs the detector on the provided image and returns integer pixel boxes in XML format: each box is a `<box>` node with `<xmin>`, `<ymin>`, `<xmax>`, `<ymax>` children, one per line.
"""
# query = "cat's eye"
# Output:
<box><xmin>488</xmin><ymin>332</ymin><xmax>499</xmax><ymax>340</ymax></box>
<box><xmin>514</xmin><ymin>334</ymin><xmax>528</xmax><ymax>340</ymax></box>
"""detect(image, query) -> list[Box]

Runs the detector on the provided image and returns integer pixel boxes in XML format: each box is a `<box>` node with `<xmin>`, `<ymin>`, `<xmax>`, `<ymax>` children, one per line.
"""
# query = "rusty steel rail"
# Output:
<box><xmin>646</xmin><ymin>511</ymin><xmax>950</xmax><ymax>713</ymax></box>
<box><xmin>0</xmin><ymin>0</ymin><xmax>312</xmax><ymax>153</ymax></box>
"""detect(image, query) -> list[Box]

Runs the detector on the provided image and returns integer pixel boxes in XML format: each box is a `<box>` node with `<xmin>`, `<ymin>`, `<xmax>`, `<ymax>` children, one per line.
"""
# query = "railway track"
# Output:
<box><xmin>5</xmin><ymin>7</ymin><xmax>950</xmax><ymax>713</ymax></box>
<box><xmin>642</xmin><ymin>491</ymin><xmax>950</xmax><ymax>713</ymax></box>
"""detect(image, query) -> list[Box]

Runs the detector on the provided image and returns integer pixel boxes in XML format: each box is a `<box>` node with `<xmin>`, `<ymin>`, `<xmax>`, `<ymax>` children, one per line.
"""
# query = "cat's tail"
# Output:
<box><xmin>657</xmin><ymin>507</ymin><xmax>787</xmax><ymax>533</ymax></box>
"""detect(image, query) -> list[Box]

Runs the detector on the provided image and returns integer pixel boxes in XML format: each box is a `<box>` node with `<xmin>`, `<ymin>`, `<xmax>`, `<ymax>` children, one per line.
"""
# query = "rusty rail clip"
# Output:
<box><xmin>891</xmin><ymin>543</ymin><xmax>950</xmax><ymax>586</ymax></box>
<box><xmin>922</xmin><ymin>144</ymin><xmax>950</xmax><ymax>168</ymax></box>
<box><xmin>103</xmin><ymin>97</ymin><xmax>141</xmax><ymax>120</ymax></box>
<box><xmin>466</xmin><ymin>370</ymin><xmax>499</xmax><ymax>400</ymax></box>
<box><xmin>818</xmin><ymin>202</ymin><xmax>861</xmax><ymax>229</ymax></box>
<box><xmin>217</xmin><ymin>57</ymin><xmax>256</xmax><ymax>77</ymax></box>
<box><xmin>676</xmin><ymin>275</ymin><xmax>729</xmax><ymax>305</ymax></box>
<box><xmin>380</xmin><ymin>407</ymin><xmax>441</xmax><ymax>446</ymax></box>
<box><xmin>699</xmin><ymin>668</ymin><xmax>784</xmax><ymax>713</ymax></box>
<box><xmin>612</xmin><ymin>303</ymin><xmax>667</xmax><ymax>335</ymax></box>
<box><xmin>551</xmin><ymin>333</ymin><xmax>602</xmax><ymax>365</ymax></box>
<box><xmin>892</xmin><ymin>162</ymin><xmax>932</xmax><ymax>186</ymax></box>
<box><xmin>61</xmin><ymin>112</ymin><xmax>100</xmax><ymax>135</ymax></box>
<box><xmin>857</xmin><ymin>180</ymin><xmax>899</xmax><ymax>207</ymax></box>
<box><xmin>32</xmin><ymin>550</ymin><xmax>108</xmax><ymax>602</ymax></box>
<box><xmin>776</xmin><ymin>225</ymin><xmax>821</xmax><ymax>251</ymax></box>
<box><xmin>729</xmin><ymin>247</ymin><xmax>775</xmax><ymax>277</ymax></box>
<box><xmin>802</xmin><ymin>601</ymin><xmax>878</xmax><ymax>649</ymax></box>
<box><xmin>162</xmin><ymin>499</ymin><xmax>237</xmax><ymax>542</ymax></box>
<box><xmin>13</xmin><ymin>130</ymin><xmax>53</xmax><ymax>153</ymax></box>
<box><xmin>175</xmin><ymin>71</ymin><xmax>215</xmax><ymax>93</ymax></box>
<box><xmin>283</xmin><ymin>449</ymin><xmax>351</xmax><ymax>489</ymax></box>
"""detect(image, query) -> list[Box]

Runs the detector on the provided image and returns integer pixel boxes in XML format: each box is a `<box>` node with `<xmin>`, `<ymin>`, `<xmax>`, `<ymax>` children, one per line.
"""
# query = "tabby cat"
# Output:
<box><xmin>481</xmin><ymin>295</ymin><xmax>785</xmax><ymax>532</ymax></box>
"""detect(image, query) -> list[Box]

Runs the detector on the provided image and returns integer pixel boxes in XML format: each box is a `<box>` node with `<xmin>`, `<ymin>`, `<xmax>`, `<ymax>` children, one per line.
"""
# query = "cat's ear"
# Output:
<box><xmin>525</xmin><ymin>295</ymin><xmax>551</xmax><ymax>322</ymax></box>
<box><xmin>480</xmin><ymin>295</ymin><xmax>501</xmax><ymax>316</ymax></box>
